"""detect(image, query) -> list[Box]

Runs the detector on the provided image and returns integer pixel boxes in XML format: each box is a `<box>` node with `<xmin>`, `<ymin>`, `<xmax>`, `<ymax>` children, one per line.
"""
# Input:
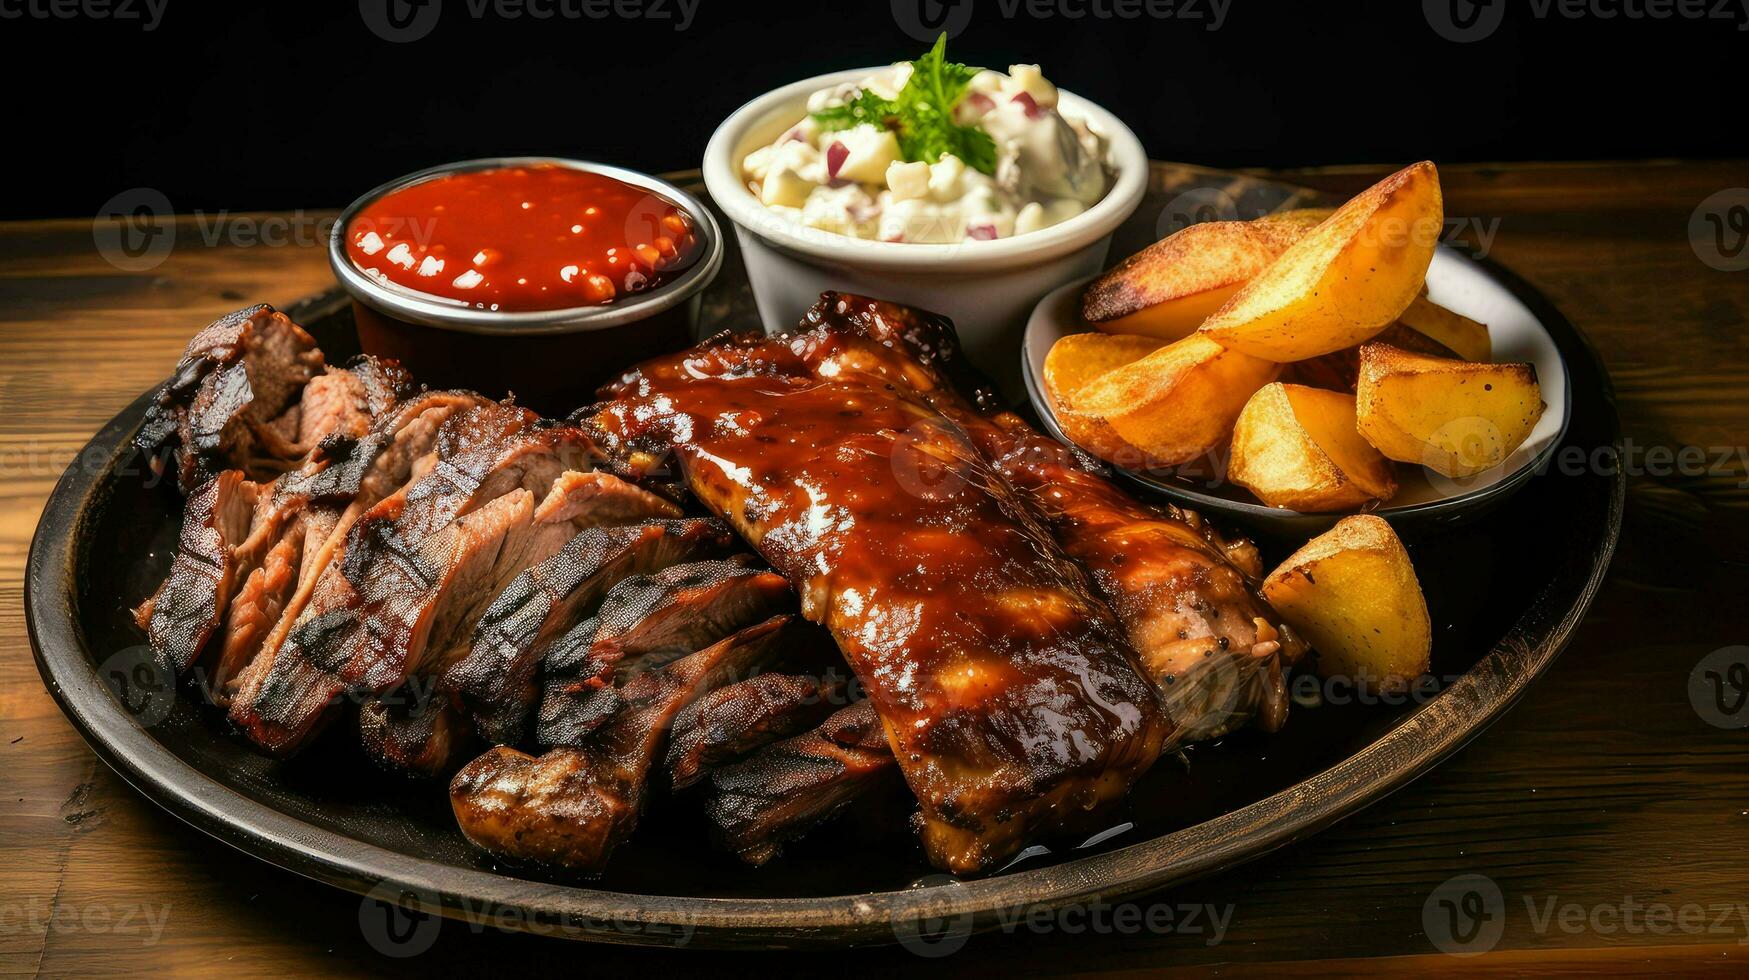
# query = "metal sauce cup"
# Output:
<box><xmin>329</xmin><ymin>157</ymin><xmax>723</xmax><ymax>415</ymax></box>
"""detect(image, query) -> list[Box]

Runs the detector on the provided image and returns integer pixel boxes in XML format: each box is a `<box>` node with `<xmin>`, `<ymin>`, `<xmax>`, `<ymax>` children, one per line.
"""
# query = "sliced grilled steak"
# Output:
<box><xmin>450</xmin><ymin>615</ymin><xmax>802</xmax><ymax>872</ymax></box>
<box><xmin>445</xmin><ymin>515</ymin><xmax>734</xmax><ymax>748</ymax></box>
<box><xmin>664</xmin><ymin>671</ymin><xmax>851</xmax><ymax>790</ymax></box>
<box><xmin>133</xmin><ymin>359</ymin><xmax>428</xmax><ymax>676</ymax></box>
<box><xmin>229</xmin><ymin>403</ymin><xmax>598</xmax><ymax>756</ymax></box>
<box><xmin>211</xmin><ymin>531</ymin><xmax>301</xmax><ymax>698</ymax></box>
<box><xmin>359</xmin><ymin>685</ymin><xmax>467</xmax><ymax>777</ymax></box>
<box><xmin>703</xmin><ymin>702</ymin><xmax>899</xmax><ymax>866</ymax></box>
<box><xmin>217</xmin><ymin>390</ymin><xmax>489</xmax><ymax>708</ymax></box>
<box><xmin>357</xmin><ymin>472</ymin><xmax>682</xmax><ymax>774</ymax></box>
<box><xmin>141</xmin><ymin>389</ymin><xmax>486</xmax><ymax>703</ymax></box>
<box><xmin>136</xmin><ymin>305</ymin><xmax>327</xmax><ymax>493</ymax></box>
<box><xmin>133</xmin><ymin>471</ymin><xmax>263</xmax><ymax>672</ymax></box>
<box><xmin>535</xmin><ymin>560</ymin><xmax>794</xmax><ymax>747</ymax></box>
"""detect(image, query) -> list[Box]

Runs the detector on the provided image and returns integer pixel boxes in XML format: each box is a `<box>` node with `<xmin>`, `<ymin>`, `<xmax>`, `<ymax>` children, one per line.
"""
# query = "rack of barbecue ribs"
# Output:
<box><xmin>586</xmin><ymin>293</ymin><xmax>1306</xmax><ymax>872</ymax></box>
<box><xmin>131</xmin><ymin>296</ymin><xmax>1304</xmax><ymax>879</ymax></box>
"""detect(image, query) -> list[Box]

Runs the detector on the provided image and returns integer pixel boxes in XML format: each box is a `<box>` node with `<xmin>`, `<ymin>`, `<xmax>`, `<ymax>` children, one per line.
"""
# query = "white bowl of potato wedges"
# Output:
<box><xmin>1024</xmin><ymin>162</ymin><xmax>1570</xmax><ymax>535</ymax></box>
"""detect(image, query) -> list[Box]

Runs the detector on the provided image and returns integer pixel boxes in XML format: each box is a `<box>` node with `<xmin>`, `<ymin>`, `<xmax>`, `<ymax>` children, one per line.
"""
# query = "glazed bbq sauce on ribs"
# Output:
<box><xmin>790</xmin><ymin>293</ymin><xmax>1308</xmax><ymax>741</ymax></box>
<box><xmin>590</xmin><ymin>337</ymin><xmax>1170</xmax><ymax>876</ymax></box>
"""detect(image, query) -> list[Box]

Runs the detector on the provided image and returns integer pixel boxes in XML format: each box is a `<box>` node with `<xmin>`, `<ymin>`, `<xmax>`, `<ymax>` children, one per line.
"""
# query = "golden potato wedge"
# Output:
<box><xmin>1263</xmin><ymin>515</ymin><xmax>1431</xmax><ymax>694</ymax></box>
<box><xmin>1073</xmin><ymin>333</ymin><xmax>1278</xmax><ymax>466</ymax></box>
<box><xmin>1199</xmin><ymin>162</ymin><xmax>1445</xmax><ymax>361</ymax></box>
<box><xmin>1286</xmin><ymin>321</ymin><xmax>1459</xmax><ymax>393</ymax></box>
<box><xmin>1355</xmin><ymin>343</ymin><xmax>1545</xmax><ymax>478</ymax></box>
<box><xmin>1042</xmin><ymin>332</ymin><xmax>1162</xmax><ymax>461</ymax></box>
<box><xmin>1229</xmin><ymin>383</ymin><xmax>1399</xmax><ymax>511</ymax></box>
<box><xmin>1397</xmin><ymin>295</ymin><xmax>1491</xmax><ymax>362</ymax></box>
<box><xmin>1082</xmin><ymin>208</ymin><xmax>1332</xmax><ymax>340</ymax></box>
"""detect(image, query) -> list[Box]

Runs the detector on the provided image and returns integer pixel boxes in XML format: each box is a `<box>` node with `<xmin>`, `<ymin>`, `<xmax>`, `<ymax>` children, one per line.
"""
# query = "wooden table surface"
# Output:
<box><xmin>2</xmin><ymin>161</ymin><xmax>1746</xmax><ymax>977</ymax></box>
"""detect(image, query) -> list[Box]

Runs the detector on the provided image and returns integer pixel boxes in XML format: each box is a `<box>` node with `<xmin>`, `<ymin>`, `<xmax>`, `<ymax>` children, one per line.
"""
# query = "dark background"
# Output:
<box><xmin>3</xmin><ymin>0</ymin><xmax>1740</xmax><ymax>219</ymax></box>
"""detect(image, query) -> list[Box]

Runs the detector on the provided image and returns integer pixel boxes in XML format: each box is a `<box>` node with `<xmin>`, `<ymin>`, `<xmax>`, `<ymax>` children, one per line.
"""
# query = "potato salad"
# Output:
<box><xmin>741</xmin><ymin>39</ymin><xmax>1111</xmax><ymax>244</ymax></box>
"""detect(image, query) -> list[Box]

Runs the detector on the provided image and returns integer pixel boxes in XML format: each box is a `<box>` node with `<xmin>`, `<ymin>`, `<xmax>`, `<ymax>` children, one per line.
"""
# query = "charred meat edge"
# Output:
<box><xmin>665</xmin><ymin>671</ymin><xmax>851</xmax><ymax>791</ymax></box>
<box><xmin>357</xmin><ymin>472</ymin><xmax>688</xmax><ymax>775</ymax></box>
<box><xmin>199</xmin><ymin>391</ymin><xmax>492</xmax><ymax>705</ymax></box>
<box><xmin>228</xmin><ymin>403</ymin><xmax>598</xmax><ymax>756</ymax></box>
<box><xmin>450</xmin><ymin>614</ymin><xmax>801</xmax><ymax>872</ymax></box>
<box><xmin>534</xmin><ymin>559</ymin><xmax>794</xmax><ymax>749</ymax></box>
<box><xmin>136</xmin><ymin>305</ymin><xmax>328</xmax><ymax>493</ymax></box>
<box><xmin>444</xmin><ymin>515</ymin><xmax>737</xmax><ymax>748</ymax></box>
<box><xmin>702</xmin><ymin>701</ymin><xmax>898</xmax><ymax>866</ymax></box>
<box><xmin>132</xmin><ymin>360</ymin><xmax>426</xmax><ymax>679</ymax></box>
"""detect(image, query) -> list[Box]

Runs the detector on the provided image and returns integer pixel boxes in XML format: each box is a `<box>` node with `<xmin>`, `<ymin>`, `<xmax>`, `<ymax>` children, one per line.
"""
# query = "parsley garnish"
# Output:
<box><xmin>811</xmin><ymin>34</ymin><xmax>998</xmax><ymax>176</ymax></box>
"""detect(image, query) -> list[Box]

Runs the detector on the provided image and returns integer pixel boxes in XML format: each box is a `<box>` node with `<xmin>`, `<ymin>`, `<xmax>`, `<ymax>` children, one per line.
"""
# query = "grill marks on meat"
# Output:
<box><xmin>665</xmin><ymin>671</ymin><xmax>850</xmax><ymax>790</ymax></box>
<box><xmin>228</xmin><ymin>403</ymin><xmax>600</xmax><ymax>756</ymax></box>
<box><xmin>133</xmin><ymin>355</ymin><xmax>424</xmax><ymax>676</ymax></box>
<box><xmin>790</xmin><ymin>293</ymin><xmax>1308</xmax><ymax>742</ymax></box>
<box><xmin>536</xmin><ymin>560</ymin><xmax>795</xmax><ymax>747</ymax></box>
<box><xmin>592</xmin><ymin>336</ymin><xmax>1170</xmax><ymax>875</ymax></box>
<box><xmin>357</xmin><ymin>472</ymin><xmax>689</xmax><ymax>774</ymax></box>
<box><xmin>702</xmin><ymin>702</ymin><xmax>898</xmax><ymax>866</ymax></box>
<box><xmin>450</xmin><ymin>615</ymin><xmax>801</xmax><ymax>872</ymax></box>
<box><xmin>137</xmin><ymin>306</ymin><xmax>329</xmax><ymax>492</ymax></box>
<box><xmin>219</xmin><ymin>391</ymin><xmax>488</xmax><ymax>708</ymax></box>
<box><xmin>445</xmin><ymin>516</ymin><xmax>736</xmax><ymax>747</ymax></box>
<box><xmin>213</xmin><ymin>532</ymin><xmax>301</xmax><ymax>699</ymax></box>
<box><xmin>134</xmin><ymin>292</ymin><xmax>1306</xmax><ymax>874</ymax></box>
<box><xmin>140</xmin><ymin>389</ymin><xmax>487</xmax><ymax>706</ymax></box>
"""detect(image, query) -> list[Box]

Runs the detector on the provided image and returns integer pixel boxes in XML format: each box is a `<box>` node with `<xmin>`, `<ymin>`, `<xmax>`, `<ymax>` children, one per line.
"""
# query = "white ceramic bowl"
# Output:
<box><xmin>1022</xmin><ymin>247</ymin><xmax>1573</xmax><ymax>536</ymax></box>
<box><xmin>703</xmin><ymin>67</ymin><xmax>1148</xmax><ymax>397</ymax></box>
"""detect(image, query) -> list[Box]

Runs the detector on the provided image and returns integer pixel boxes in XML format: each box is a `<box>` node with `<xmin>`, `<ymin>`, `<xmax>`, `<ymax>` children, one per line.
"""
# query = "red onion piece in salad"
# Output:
<box><xmin>825</xmin><ymin>141</ymin><xmax>849</xmax><ymax>180</ymax></box>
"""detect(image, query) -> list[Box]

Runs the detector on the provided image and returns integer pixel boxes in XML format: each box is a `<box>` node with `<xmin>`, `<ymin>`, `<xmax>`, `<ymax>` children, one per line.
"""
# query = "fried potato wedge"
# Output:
<box><xmin>1229</xmin><ymin>383</ymin><xmax>1398</xmax><ymax>511</ymax></box>
<box><xmin>1042</xmin><ymin>332</ymin><xmax>1162</xmax><ymax>460</ymax></box>
<box><xmin>1073</xmin><ymin>333</ymin><xmax>1278</xmax><ymax>466</ymax></box>
<box><xmin>1199</xmin><ymin>162</ymin><xmax>1445</xmax><ymax>361</ymax></box>
<box><xmin>1286</xmin><ymin>321</ymin><xmax>1459</xmax><ymax>393</ymax></box>
<box><xmin>1082</xmin><ymin>209</ymin><xmax>1331</xmax><ymax>340</ymax></box>
<box><xmin>1356</xmin><ymin>343</ymin><xmax>1545</xmax><ymax>478</ymax></box>
<box><xmin>1397</xmin><ymin>296</ymin><xmax>1491</xmax><ymax>362</ymax></box>
<box><xmin>1263</xmin><ymin>515</ymin><xmax>1431</xmax><ymax>694</ymax></box>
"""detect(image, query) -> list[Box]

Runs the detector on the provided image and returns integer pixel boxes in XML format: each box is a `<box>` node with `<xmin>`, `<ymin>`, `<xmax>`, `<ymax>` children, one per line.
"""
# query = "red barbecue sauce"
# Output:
<box><xmin>345</xmin><ymin>164</ymin><xmax>700</xmax><ymax>312</ymax></box>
